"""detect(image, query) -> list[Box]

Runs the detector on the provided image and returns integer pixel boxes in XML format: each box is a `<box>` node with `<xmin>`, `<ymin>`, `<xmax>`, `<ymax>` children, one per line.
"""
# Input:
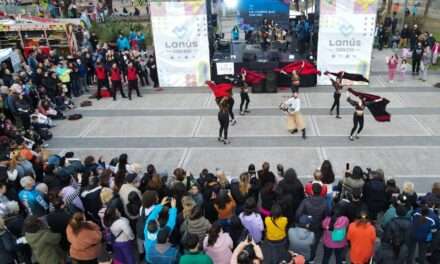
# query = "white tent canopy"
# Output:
<box><xmin>0</xmin><ymin>48</ymin><xmax>21</xmax><ymax>72</ymax></box>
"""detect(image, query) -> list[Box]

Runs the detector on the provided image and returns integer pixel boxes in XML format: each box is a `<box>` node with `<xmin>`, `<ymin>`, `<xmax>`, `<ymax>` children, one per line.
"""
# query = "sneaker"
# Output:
<box><xmin>355</xmin><ymin>135</ymin><xmax>360</xmax><ymax>139</ymax></box>
<box><xmin>336</xmin><ymin>116</ymin><xmax>342</xmax><ymax>119</ymax></box>
<box><xmin>231</xmin><ymin>119</ymin><xmax>237</xmax><ymax>125</ymax></box>
<box><xmin>290</xmin><ymin>129</ymin><xmax>298</xmax><ymax>134</ymax></box>
<box><xmin>329</xmin><ymin>110</ymin><xmax>333</xmax><ymax>115</ymax></box>
<box><xmin>302</xmin><ymin>134</ymin><xmax>307</xmax><ymax>139</ymax></box>
<box><xmin>240</xmin><ymin>111</ymin><xmax>245</xmax><ymax>115</ymax></box>
<box><xmin>223</xmin><ymin>139</ymin><xmax>231</xmax><ymax>144</ymax></box>
<box><xmin>217</xmin><ymin>137</ymin><xmax>223</xmax><ymax>142</ymax></box>
<box><xmin>349</xmin><ymin>136</ymin><xmax>354</xmax><ymax>141</ymax></box>
<box><xmin>244</xmin><ymin>110</ymin><xmax>251</xmax><ymax>113</ymax></box>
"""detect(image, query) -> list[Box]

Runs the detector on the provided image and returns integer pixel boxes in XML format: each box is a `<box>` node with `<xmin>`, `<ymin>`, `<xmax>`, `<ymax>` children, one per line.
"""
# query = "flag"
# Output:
<box><xmin>274</xmin><ymin>60</ymin><xmax>321</xmax><ymax>75</ymax></box>
<box><xmin>240</xmin><ymin>68</ymin><xmax>266</xmax><ymax>85</ymax></box>
<box><xmin>206</xmin><ymin>81</ymin><xmax>233</xmax><ymax>98</ymax></box>
<box><xmin>348</xmin><ymin>88</ymin><xmax>391</xmax><ymax>122</ymax></box>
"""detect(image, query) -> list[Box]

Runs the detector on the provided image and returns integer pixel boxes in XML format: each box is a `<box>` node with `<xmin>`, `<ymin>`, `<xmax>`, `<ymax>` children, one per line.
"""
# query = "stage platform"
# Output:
<box><xmin>211</xmin><ymin>42</ymin><xmax>316</xmax><ymax>88</ymax></box>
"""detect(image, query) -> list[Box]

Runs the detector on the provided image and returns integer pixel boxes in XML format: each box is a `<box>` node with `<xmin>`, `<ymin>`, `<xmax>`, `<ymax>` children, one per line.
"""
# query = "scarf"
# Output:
<box><xmin>348</xmin><ymin>88</ymin><xmax>391</xmax><ymax>122</ymax></box>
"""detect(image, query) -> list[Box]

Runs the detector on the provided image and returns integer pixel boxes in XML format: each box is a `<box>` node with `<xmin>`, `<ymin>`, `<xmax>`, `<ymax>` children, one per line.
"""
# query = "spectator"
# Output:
<box><xmin>18</xmin><ymin>176</ymin><xmax>48</xmax><ymax>217</ymax></box>
<box><xmin>363</xmin><ymin>169</ymin><xmax>387</xmax><ymax>220</ymax></box>
<box><xmin>147</xmin><ymin>227</ymin><xmax>179</xmax><ymax>264</ymax></box>
<box><xmin>119</xmin><ymin>173</ymin><xmax>142</xmax><ymax>221</ymax></box>
<box><xmin>203</xmin><ymin>221</ymin><xmax>233</xmax><ymax>264</ymax></box>
<box><xmin>230</xmin><ymin>239</ymin><xmax>264</xmax><ymax>264</ymax></box>
<box><xmin>321</xmin><ymin>204</ymin><xmax>349</xmax><ymax>264</ymax></box>
<box><xmin>295</xmin><ymin>183</ymin><xmax>328</xmax><ymax>262</ymax></box>
<box><xmin>66</xmin><ymin>212</ymin><xmax>102</xmax><ymax>263</ymax></box>
<box><xmin>23</xmin><ymin>215</ymin><xmax>66</xmax><ymax>264</ymax></box>
<box><xmin>347</xmin><ymin>210</ymin><xmax>376</xmax><ymax>264</ymax></box>
<box><xmin>239</xmin><ymin>197</ymin><xmax>264</xmax><ymax>243</ymax></box>
<box><xmin>180</xmin><ymin>233</ymin><xmax>213</xmax><ymax>264</ymax></box>
<box><xmin>305</xmin><ymin>169</ymin><xmax>327</xmax><ymax>197</ymax></box>
<box><xmin>288</xmin><ymin>215</ymin><xmax>314</xmax><ymax>260</ymax></box>
<box><xmin>275</xmin><ymin>168</ymin><xmax>305</xmax><ymax>221</ymax></box>
<box><xmin>180</xmin><ymin>205</ymin><xmax>211</xmax><ymax>244</ymax></box>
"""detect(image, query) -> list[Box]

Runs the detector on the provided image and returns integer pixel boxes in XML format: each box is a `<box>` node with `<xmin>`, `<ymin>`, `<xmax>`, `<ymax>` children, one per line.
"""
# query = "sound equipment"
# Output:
<box><xmin>265</xmin><ymin>72</ymin><xmax>278</xmax><ymax>93</ymax></box>
<box><xmin>243</xmin><ymin>52</ymin><xmax>257</xmax><ymax>63</ymax></box>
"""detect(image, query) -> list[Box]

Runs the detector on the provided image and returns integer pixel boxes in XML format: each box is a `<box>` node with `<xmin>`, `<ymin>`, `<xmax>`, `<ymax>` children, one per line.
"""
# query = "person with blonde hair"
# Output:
<box><xmin>231</xmin><ymin>172</ymin><xmax>252</xmax><ymax>212</ymax></box>
<box><xmin>216</xmin><ymin>170</ymin><xmax>230</xmax><ymax>189</ymax></box>
<box><xmin>181</xmin><ymin>195</ymin><xmax>196</xmax><ymax>219</ymax></box>
<box><xmin>402</xmin><ymin>181</ymin><xmax>418</xmax><ymax>209</ymax></box>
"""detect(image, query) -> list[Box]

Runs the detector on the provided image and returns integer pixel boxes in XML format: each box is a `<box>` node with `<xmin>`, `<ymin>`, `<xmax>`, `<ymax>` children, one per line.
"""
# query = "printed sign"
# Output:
<box><xmin>216</xmin><ymin>62</ymin><xmax>235</xmax><ymax>75</ymax></box>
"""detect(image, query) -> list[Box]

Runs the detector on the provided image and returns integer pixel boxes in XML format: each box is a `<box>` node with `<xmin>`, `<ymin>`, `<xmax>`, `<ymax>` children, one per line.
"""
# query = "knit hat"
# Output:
<box><xmin>20</xmin><ymin>176</ymin><xmax>35</xmax><ymax>189</ymax></box>
<box><xmin>298</xmin><ymin>215</ymin><xmax>312</xmax><ymax>227</ymax></box>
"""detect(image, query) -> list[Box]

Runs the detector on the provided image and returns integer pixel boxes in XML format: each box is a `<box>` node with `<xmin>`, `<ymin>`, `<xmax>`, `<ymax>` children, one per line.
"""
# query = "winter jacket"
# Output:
<box><xmin>295</xmin><ymin>195</ymin><xmax>328</xmax><ymax>232</ymax></box>
<box><xmin>144</xmin><ymin>204</ymin><xmax>177</xmax><ymax>263</ymax></box>
<box><xmin>364</xmin><ymin>179</ymin><xmax>388</xmax><ymax>218</ymax></box>
<box><xmin>239</xmin><ymin>212</ymin><xmax>264</xmax><ymax>243</ymax></box>
<box><xmin>0</xmin><ymin>230</ymin><xmax>16</xmax><ymax>264</ymax></box>
<box><xmin>127</xmin><ymin>67</ymin><xmax>138</xmax><ymax>81</ymax></box>
<box><xmin>18</xmin><ymin>188</ymin><xmax>49</xmax><ymax>217</ymax></box>
<box><xmin>80</xmin><ymin>186</ymin><xmax>102</xmax><ymax>224</ymax></box>
<box><xmin>347</xmin><ymin>221</ymin><xmax>376</xmax><ymax>264</ymax></box>
<box><xmin>110</xmin><ymin>67</ymin><xmax>122</xmax><ymax>81</ymax></box>
<box><xmin>275</xmin><ymin>177</ymin><xmax>305</xmax><ymax>219</ymax></box>
<box><xmin>95</xmin><ymin>66</ymin><xmax>106</xmax><ymax>80</ymax></box>
<box><xmin>147</xmin><ymin>242</ymin><xmax>179</xmax><ymax>264</ymax></box>
<box><xmin>265</xmin><ymin>216</ymin><xmax>288</xmax><ymax>241</ymax></box>
<box><xmin>411</xmin><ymin>208</ymin><xmax>440</xmax><ymax>242</ymax></box>
<box><xmin>180</xmin><ymin>216</ymin><xmax>211</xmax><ymax>243</ymax></box>
<box><xmin>288</xmin><ymin>226</ymin><xmax>314</xmax><ymax>260</ymax></box>
<box><xmin>25</xmin><ymin>228</ymin><xmax>65</xmax><ymax>264</ymax></box>
<box><xmin>46</xmin><ymin>208</ymin><xmax>72</xmax><ymax>251</ymax></box>
<box><xmin>179</xmin><ymin>251</ymin><xmax>213</xmax><ymax>264</ymax></box>
<box><xmin>116</xmin><ymin>37</ymin><xmax>130</xmax><ymax>51</ymax></box>
<box><xmin>203</xmin><ymin>232</ymin><xmax>233</xmax><ymax>264</ymax></box>
<box><xmin>66</xmin><ymin>221</ymin><xmax>102</xmax><ymax>261</ymax></box>
<box><xmin>119</xmin><ymin>183</ymin><xmax>142</xmax><ymax>220</ymax></box>
<box><xmin>321</xmin><ymin>216</ymin><xmax>349</xmax><ymax>248</ymax></box>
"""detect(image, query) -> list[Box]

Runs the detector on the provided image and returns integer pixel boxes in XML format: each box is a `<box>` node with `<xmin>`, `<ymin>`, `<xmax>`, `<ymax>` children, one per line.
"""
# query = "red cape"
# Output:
<box><xmin>240</xmin><ymin>68</ymin><xmax>266</xmax><ymax>85</ymax></box>
<box><xmin>274</xmin><ymin>60</ymin><xmax>321</xmax><ymax>75</ymax></box>
<box><xmin>206</xmin><ymin>81</ymin><xmax>233</xmax><ymax>98</ymax></box>
<box><xmin>348</xmin><ymin>88</ymin><xmax>391</xmax><ymax>122</ymax></box>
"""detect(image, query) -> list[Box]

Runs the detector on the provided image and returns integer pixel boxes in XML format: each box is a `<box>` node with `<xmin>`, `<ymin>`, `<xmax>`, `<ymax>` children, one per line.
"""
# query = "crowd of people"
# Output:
<box><xmin>0</xmin><ymin>151</ymin><xmax>439</xmax><ymax>264</ymax></box>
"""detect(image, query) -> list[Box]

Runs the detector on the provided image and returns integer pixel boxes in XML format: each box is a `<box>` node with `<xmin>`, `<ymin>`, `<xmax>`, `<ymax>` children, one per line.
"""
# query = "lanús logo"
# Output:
<box><xmin>173</xmin><ymin>25</ymin><xmax>188</xmax><ymax>39</ymax></box>
<box><xmin>339</xmin><ymin>23</ymin><xmax>354</xmax><ymax>37</ymax></box>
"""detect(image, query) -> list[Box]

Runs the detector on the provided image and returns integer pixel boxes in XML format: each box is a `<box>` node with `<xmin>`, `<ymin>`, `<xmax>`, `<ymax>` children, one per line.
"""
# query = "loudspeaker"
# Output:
<box><xmin>252</xmin><ymin>81</ymin><xmax>264</xmax><ymax>93</ymax></box>
<box><xmin>243</xmin><ymin>52</ymin><xmax>257</xmax><ymax>62</ymax></box>
<box><xmin>264</xmin><ymin>72</ymin><xmax>278</xmax><ymax>93</ymax></box>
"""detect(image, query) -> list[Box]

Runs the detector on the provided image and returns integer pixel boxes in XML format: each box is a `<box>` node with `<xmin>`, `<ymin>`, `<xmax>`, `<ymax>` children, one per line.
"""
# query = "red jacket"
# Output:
<box><xmin>304</xmin><ymin>181</ymin><xmax>328</xmax><ymax>197</ymax></box>
<box><xmin>127</xmin><ymin>67</ymin><xmax>137</xmax><ymax>81</ymax></box>
<box><xmin>95</xmin><ymin>67</ymin><xmax>106</xmax><ymax>80</ymax></box>
<box><xmin>110</xmin><ymin>68</ymin><xmax>121</xmax><ymax>81</ymax></box>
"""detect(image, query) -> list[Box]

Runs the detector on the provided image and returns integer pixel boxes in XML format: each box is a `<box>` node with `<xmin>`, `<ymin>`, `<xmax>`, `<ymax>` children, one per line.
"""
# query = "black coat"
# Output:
<box><xmin>46</xmin><ymin>208</ymin><xmax>71</xmax><ymax>251</ymax></box>
<box><xmin>364</xmin><ymin>179</ymin><xmax>388</xmax><ymax>219</ymax></box>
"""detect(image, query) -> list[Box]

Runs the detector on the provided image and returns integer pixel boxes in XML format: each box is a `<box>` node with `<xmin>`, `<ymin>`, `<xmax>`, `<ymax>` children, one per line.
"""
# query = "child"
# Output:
<box><xmin>399</xmin><ymin>59</ymin><xmax>409</xmax><ymax>81</ymax></box>
<box><xmin>387</xmin><ymin>54</ymin><xmax>399</xmax><ymax>83</ymax></box>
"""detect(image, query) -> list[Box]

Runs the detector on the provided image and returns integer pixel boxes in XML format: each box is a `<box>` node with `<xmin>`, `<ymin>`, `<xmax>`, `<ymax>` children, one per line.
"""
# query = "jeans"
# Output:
<box><xmin>219</xmin><ymin>121</ymin><xmax>229</xmax><ymax>140</ymax></box>
<box><xmin>322</xmin><ymin>246</ymin><xmax>345</xmax><ymax>264</ymax></box>
<box><xmin>228</xmin><ymin>97</ymin><xmax>235</xmax><ymax>120</ymax></box>
<box><xmin>309</xmin><ymin>231</ymin><xmax>322</xmax><ymax>261</ymax></box>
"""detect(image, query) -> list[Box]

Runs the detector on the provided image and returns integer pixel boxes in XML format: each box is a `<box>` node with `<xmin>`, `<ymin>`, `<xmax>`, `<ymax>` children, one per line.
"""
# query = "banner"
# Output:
<box><xmin>150</xmin><ymin>0</ymin><xmax>210</xmax><ymax>87</ymax></box>
<box><xmin>316</xmin><ymin>0</ymin><xmax>379</xmax><ymax>85</ymax></box>
<box><xmin>238</xmin><ymin>0</ymin><xmax>290</xmax><ymax>29</ymax></box>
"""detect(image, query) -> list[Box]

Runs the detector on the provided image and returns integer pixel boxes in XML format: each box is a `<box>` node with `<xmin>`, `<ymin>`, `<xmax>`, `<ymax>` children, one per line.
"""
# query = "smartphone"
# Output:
<box><xmin>346</xmin><ymin>163</ymin><xmax>350</xmax><ymax>171</ymax></box>
<box><xmin>247</xmin><ymin>234</ymin><xmax>252</xmax><ymax>242</ymax></box>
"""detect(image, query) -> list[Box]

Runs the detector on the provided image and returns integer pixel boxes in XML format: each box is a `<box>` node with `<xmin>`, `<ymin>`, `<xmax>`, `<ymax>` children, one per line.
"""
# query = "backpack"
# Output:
<box><xmin>126</xmin><ymin>191</ymin><xmax>141</xmax><ymax>217</ymax></box>
<box><xmin>387</xmin><ymin>219</ymin><xmax>406</xmax><ymax>248</ymax></box>
<box><xmin>136</xmin><ymin>207</ymin><xmax>147</xmax><ymax>240</ymax></box>
<box><xmin>331</xmin><ymin>227</ymin><xmax>346</xmax><ymax>242</ymax></box>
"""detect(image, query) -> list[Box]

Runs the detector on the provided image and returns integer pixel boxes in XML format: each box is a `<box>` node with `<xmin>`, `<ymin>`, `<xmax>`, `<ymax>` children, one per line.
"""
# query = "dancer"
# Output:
<box><xmin>328</xmin><ymin>76</ymin><xmax>343</xmax><ymax>119</ymax></box>
<box><xmin>126</xmin><ymin>62</ymin><xmax>142</xmax><ymax>100</ymax></box>
<box><xmin>206</xmin><ymin>80</ymin><xmax>236</xmax><ymax>125</ymax></box>
<box><xmin>238</xmin><ymin>70</ymin><xmax>250</xmax><ymax>115</ymax></box>
<box><xmin>218</xmin><ymin>98</ymin><xmax>230</xmax><ymax>144</ymax></box>
<box><xmin>346</xmin><ymin>89</ymin><xmax>388</xmax><ymax>141</ymax></box>
<box><xmin>280</xmin><ymin>92</ymin><xmax>306</xmax><ymax>139</ymax></box>
<box><xmin>109</xmin><ymin>63</ymin><xmax>127</xmax><ymax>101</ymax></box>
<box><xmin>95</xmin><ymin>62</ymin><xmax>107</xmax><ymax>100</ymax></box>
<box><xmin>324</xmin><ymin>71</ymin><xmax>369</xmax><ymax>83</ymax></box>
<box><xmin>276</xmin><ymin>60</ymin><xmax>321</xmax><ymax>92</ymax></box>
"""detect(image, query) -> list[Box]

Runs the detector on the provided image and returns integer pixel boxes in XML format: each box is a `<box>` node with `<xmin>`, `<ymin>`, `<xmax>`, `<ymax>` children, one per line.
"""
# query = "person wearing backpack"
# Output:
<box><xmin>119</xmin><ymin>173</ymin><xmax>141</xmax><ymax>222</ymax></box>
<box><xmin>103</xmin><ymin>207</ymin><xmax>136</xmax><ymax>264</ymax></box>
<box><xmin>376</xmin><ymin>205</ymin><xmax>411</xmax><ymax>264</ymax></box>
<box><xmin>0</xmin><ymin>217</ymin><xmax>17</xmax><ymax>264</ymax></box>
<box><xmin>321</xmin><ymin>204</ymin><xmax>349</xmax><ymax>264</ymax></box>
<box><xmin>295</xmin><ymin>183</ymin><xmax>329</xmax><ymax>263</ymax></box>
<box><xmin>136</xmin><ymin>190</ymin><xmax>159</xmax><ymax>260</ymax></box>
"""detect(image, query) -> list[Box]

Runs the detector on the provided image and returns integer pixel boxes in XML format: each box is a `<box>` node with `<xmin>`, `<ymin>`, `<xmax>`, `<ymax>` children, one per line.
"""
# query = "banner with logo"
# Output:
<box><xmin>316</xmin><ymin>0</ymin><xmax>379</xmax><ymax>85</ymax></box>
<box><xmin>150</xmin><ymin>0</ymin><xmax>210</xmax><ymax>87</ymax></box>
<box><xmin>238</xmin><ymin>0</ymin><xmax>290</xmax><ymax>29</ymax></box>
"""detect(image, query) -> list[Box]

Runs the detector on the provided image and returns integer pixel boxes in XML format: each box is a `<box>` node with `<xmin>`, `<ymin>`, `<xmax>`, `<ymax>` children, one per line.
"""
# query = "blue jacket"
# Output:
<box><xmin>411</xmin><ymin>208</ymin><xmax>440</xmax><ymax>242</ymax></box>
<box><xmin>116</xmin><ymin>37</ymin><xmax>130</xmax><ymax>51</ymax></box>
<box><xmin>19</xmin><ymin>187</ymin><xmax>49</xmax><ymax>217</ymax></box>
<box><xmin>147</xmin><ymin>242</ymin><xmax>179</xmax><ymax>264</ymax></box>
<box><xmin>144</xmin><ymin>204</ymin><xmax>177</xmax><ymax>263</ymax></box>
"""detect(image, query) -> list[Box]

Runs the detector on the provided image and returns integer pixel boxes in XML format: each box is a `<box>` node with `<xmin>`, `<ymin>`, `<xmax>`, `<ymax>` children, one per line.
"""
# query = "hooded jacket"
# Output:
<box><xmin>295</xmin><ymin>195</ymin><xmax>328</xmax><ymax>232</ymax></box>
<box><xmin>66</xmin><ymin>221</ymin><xmax>102</xmax><ymax>261</ymax></box>
<box><xmin>25</xmin><ymin>228</ymin><xmax>65</xmax><ymax>264</ymax></box>
<box><xmin>181</xmin><ymin>216</ymin><xmax>211</xmax><ymax>243</ymax></box>
<box><xmin>322</xmin><ymin>216</ymin><xmax>349</xmax><ymax>248</ymax></box>
<box><xmin>288</xmin><ymin>226</ymin><xmax>314</xmax><ymax>260</ymax></box>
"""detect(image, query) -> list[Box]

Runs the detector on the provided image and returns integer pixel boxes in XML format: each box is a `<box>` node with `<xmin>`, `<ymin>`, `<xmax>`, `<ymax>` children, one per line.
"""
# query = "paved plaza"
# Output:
<box><xmin>49</xmin><ymin>51</ymin><xmax>440</xmax><ymax>193</ymax></box>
